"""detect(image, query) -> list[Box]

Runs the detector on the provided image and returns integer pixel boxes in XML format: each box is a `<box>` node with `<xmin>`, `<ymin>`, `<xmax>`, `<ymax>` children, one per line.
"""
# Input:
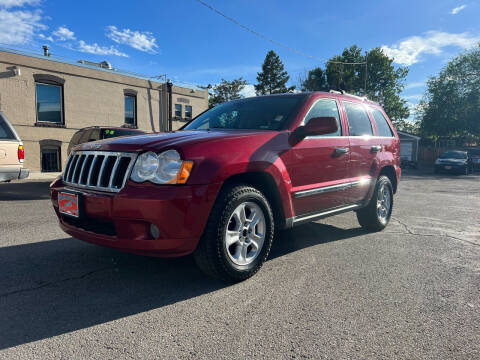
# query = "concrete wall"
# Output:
<box><xmin>171</xmin><ymin>85</ymin><xmax>208</xmax><ymax>130</ymax></box>
<box><xmin>0</xmin><ymin>51</ymin><xmax>208</xmax><ymax>172</ymax></box>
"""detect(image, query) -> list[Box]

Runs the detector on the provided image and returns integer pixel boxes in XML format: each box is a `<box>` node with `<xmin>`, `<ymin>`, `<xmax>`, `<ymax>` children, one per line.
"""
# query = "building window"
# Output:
<box><xmin>41</xmin><ymin>146</ymin><xmax>61</xmax><ymax>172</ymax></box>
<box><xmin>175</xmin><ymin>104</ymin><xmax>182</xmax><ymax>118</ymax></box>
<box><xmin>185</xmin><ymin>105</ymin><xmax>192</xmax><ymax>119</ymax></box>
<box><xmin>124</xmin><ymin>95</ymin><xmax>136</xmax><ymax>126</ymax></box>
<box><xmin>35</xmin><ymin>83</ymin><xmax>63</xmax><ymax>124</ymax></box>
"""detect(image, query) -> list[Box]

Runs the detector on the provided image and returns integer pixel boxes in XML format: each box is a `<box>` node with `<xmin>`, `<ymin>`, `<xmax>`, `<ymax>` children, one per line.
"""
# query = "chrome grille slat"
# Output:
<box><xmin>108</xmin><ymin>157</ymin><xmax>121</xmax><ymax>188</ymax></box>
<box><xmin>62</xmin><ymin>151</ymin><xmax>137</xmax><ymax>193</ymax></box>
<box><xmin>78</xmin><ymin>155</ymin><xmax>89</xmax><ymax>184</ymax></box>
<box><xmin>86</xmin><ymin>155</ymin><xmax>98</xmax><ymax>186</ymax></box>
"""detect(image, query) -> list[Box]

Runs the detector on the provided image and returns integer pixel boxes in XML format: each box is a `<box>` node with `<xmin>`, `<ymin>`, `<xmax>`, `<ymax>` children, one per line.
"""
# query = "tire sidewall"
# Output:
<box><xmin>217</xmin><ymin>188</ymin><xmax>274</xmax><ymax>275</ymax></box>
<box><xmin>375</xmin><ymin>176</ymin><xmax>393</xmax><ymax>227</ymax></box>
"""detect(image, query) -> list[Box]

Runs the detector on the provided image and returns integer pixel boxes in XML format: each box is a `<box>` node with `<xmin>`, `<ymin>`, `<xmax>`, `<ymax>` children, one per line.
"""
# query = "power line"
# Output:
<box><xmin>194</xmin><ymin>0</ymin><xmax>366</xmax><ymax>66</ymax></box>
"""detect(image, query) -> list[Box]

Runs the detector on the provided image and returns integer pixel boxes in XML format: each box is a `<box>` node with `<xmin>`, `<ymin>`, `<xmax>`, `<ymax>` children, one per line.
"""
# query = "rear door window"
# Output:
<box><xmin>343</xmin><ymin>102</ymin><xmax>373</xmax><ymax>136</ymax></box>
<box><xmin>304</xmin><ymin>98</ymin><xmax>342</xmax><ymax>136</ymax></box>
<box><xmin>371</xmin><ymin>108</ymin><xmax>394</xmax><ymax>137</ymax></box>
<box><xmin>0</xmin><ymin>115</ymin><xmax>16</xmax><ymax>140</ymax></box>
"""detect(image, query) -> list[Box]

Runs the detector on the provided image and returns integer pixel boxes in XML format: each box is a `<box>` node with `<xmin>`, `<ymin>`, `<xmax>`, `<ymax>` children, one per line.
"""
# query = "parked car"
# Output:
<box><xmin>0</xmin><ymin>112</ymin><xmax>29</xmax><ymax>182</ymax></box>
<box><xmin>67</xmin><ymin>127</ymin><xmax>146</xmax><ymax>155</ymax></box>
<box><xmin>434</xmin><ymin>150</ymin><xmax>472</xmax><ymax>175</ymax></box>
<box><xmin>466</xmin><ymin>148</ymin><xmax>480</xmax><ymax>171</ymax></box>
<box><xmin>50</xmin><ymin>92</ymin><xmax>401</xmax><ymax>281</ymax></box>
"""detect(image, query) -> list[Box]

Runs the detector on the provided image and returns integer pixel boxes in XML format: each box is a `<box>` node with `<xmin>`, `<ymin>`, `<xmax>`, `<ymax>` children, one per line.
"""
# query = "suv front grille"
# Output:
<box><xmin>63</xmin><ymin>151</ymin><xmax>137</xmax><ymax>192</ymax></box>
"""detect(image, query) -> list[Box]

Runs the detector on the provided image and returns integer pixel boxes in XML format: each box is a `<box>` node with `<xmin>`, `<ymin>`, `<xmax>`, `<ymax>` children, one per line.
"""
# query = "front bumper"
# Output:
<box><xmin>50</xmin><ymin>178</ymin><xmax>221</xmax><ymax>257</ymax></box>
<box><xmin>434</xmin><ymin>164</ymin><xmax>467</xmax><ymax>173</ymax></box>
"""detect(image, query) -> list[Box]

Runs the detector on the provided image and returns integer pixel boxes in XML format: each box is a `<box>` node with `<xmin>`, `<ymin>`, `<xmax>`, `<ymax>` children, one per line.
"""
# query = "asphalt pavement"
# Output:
<box><xmin>0</xmin><ymin>171</ymin><xmax>479</xmax><ymax>359</ymax></box>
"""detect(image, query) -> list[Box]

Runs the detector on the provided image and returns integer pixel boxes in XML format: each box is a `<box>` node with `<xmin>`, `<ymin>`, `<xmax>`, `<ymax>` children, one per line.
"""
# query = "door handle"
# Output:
<box><xmin>370</xmin><ymin>145</ymin><xmax>382</xmax><ymax>153</ymax></box>
<box><xmin>334</xmin><ymin>147</ymin><xmax>349</xmax><ymax>156</ymax></box>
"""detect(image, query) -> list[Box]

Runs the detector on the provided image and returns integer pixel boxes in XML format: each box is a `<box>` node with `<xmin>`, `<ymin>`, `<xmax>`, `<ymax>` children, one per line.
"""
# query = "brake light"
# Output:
<box><xmin>18</xmin><ymin>145</ymin><xmax>24</xmax><ymax>163</ymax></box>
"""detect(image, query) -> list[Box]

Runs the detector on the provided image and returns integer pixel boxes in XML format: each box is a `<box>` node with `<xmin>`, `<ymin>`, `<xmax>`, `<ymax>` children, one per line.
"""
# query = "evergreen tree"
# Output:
<box><xmin>300</xmin><ymin>67</ymin><xmax>329</xmax><ymax>92</ymax></box>
<box><xmin>255</xmin><ymin>50</ymin><xmax>295</xmax><ymax>95</ymax></box>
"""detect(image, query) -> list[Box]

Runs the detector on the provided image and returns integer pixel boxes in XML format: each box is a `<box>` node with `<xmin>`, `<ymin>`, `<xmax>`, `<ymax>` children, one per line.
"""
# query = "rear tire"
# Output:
<box><xmin>356</xmin><ymin>176</ymin><xmax>393</xmax><ymax>232</ymax></box>
<box><xmin>194</xmin><ymin>185</ymin><xmax>274</xmax><ymax>282</ymax></box>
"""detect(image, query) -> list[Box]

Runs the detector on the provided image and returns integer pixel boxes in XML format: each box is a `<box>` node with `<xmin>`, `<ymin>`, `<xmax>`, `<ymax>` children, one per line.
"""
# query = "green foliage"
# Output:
<box><xmin>255</xmin><ymin>50</ymin><xmax>295</xmax><ymax>95</ymax></box>
<box><xmin>209</xmin><ymin>77</ymin><xmax>247</xmax><ymax>108</ymax></box>
<box><xmin>300</xmin><ymin>67</ymin><xmax>328</xmax><ymax>92</ymax></box>
<box><xmin>418</xmin><ymin>46</ymin><xmax>480</xmax><ymax>140</ymax></box>
<box><xmin>303</xmin><ymin>45</ymin><xmax>410</xmax><ymax>127</ymax></box>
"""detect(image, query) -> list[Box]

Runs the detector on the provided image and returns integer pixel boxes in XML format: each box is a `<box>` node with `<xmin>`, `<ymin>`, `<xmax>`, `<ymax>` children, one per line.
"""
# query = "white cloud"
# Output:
<box><xmin>78</xmin><ymin>40</ymin><xmax>128</xmax><ymax>57</ymax></box>
<box><xmin>381</xmin><ymin>31</ymin><xmax>480</xmax><ymax>65</ymax></box>
<box><xmin>52</xmin><ymin>25</ymin><xmax>75</xmax><ymax>41</ymax></box>
<box><xmin>451</xmin><ymin>4</ymin><xmax>467</xmax><ymax>14</ymax></box>
<box><xmin>0</xmin><ymin>8</ymin><xmax>46</xmax><ymax>44</ymax></box>
<box><xmin>402</xmin><ymin>94</ymin><xmax>422</xmax><ymax>101</ymax></box>
<box><xmin>106</xmin><ymin>25</ymin><xmax>158</xmax><ymax>53</ymax></box>
<box><xmin>404</xmin><ymin>81</ymin><xmax>426</xmax><ymax>90</ymax></box>
<box><xmin>240</xmin><ymin>84</ymin><xmax>256</xmax><ymax>98</ymax></box>
<box><xmin>38</xmin><ymin>33</ymin><xmax>52</xmax><ymax>41</ymax></box>
<box><xmin>0</xmin><ymin>0</ymin><xmax>39</xmax><ymax>8</ymax></box>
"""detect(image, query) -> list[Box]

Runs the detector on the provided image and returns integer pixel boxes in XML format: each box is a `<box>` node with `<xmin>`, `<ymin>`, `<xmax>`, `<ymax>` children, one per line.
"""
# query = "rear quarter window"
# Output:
<box><xmin>0</xmin><ymin>115</ymin><xmax>16</xmax><ymax>140</ymax></box>
<box><xmin>371</xmin><ymin>108</ymin><xmax>394</xmax><ymax>137</ymax></box>
<box><xmin>343</xmin><ymin>102</ymin><xmax>373</xmax><ymax>136</ymax></box>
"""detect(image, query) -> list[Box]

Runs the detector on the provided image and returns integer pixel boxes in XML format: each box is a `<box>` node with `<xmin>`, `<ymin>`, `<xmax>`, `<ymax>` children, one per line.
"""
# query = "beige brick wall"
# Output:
<box><xmin>0</xmin><ymin>51</ymin><xmax>208</xmax><ymax>172</ymax></box>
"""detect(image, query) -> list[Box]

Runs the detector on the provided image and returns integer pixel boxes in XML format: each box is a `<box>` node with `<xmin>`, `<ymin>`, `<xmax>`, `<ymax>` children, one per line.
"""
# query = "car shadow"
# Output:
<box><xmin>0</xmin><ymin>181</ymin><xmax>52</xmax><ymax>201</ymax></box>
<box><xmin>0</xmin><ymin>221</ymin><xmax>364</xmax><ymax>349</ymax></box>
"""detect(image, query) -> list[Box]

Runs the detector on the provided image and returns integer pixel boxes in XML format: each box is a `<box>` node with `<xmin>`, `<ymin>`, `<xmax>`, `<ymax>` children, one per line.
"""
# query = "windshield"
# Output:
<box><xmin>101</xmin><ymin>129</ymin><xmax>143</xmax><ymax>139</ymax></box>
<box><xmin>183</xmin><ymin>95</ymin><xmax>307</xmax><ymax>131</ymax></box>
<box><xmin>440</xmin><ymin>151</ymin><xmax>467</xmax><ymax>159</ymax></box>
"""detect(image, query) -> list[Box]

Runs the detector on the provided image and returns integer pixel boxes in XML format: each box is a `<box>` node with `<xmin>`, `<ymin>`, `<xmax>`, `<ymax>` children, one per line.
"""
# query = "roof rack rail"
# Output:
<box><xmin>329</xmin><ymin>90</ymin><xmax>342</xmax><ymax>94</ymax></box>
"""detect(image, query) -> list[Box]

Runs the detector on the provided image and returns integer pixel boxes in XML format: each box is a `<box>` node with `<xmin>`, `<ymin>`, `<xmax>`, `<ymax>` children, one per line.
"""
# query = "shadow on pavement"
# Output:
<box><xmin>0</xmin><ymin>181</ymin><xmax>51</xmax><ymax>201</ymax></box>
<box><xmin>0</xmin><ymin>221</ymin><xmax>365</xmax><ymax>349</ymax></box>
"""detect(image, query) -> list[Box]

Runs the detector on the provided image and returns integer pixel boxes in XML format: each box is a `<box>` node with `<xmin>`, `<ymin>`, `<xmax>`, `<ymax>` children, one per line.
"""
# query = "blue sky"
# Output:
<box><xmin>0</xmin><ymin>0</ymin><xmax>479</xmax><ymax>116</ymax></box>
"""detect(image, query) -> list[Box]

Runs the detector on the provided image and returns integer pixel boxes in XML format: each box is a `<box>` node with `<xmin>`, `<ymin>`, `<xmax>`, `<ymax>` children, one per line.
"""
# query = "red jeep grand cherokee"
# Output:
<box><xmin>50</xmin><ymin>92</ymin><xmax>401</xmax><ymax>281</ymax></box>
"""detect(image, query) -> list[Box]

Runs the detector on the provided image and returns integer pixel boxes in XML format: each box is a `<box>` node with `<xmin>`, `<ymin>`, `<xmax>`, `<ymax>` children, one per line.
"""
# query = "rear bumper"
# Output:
<box><xmin>50</xmin><ymin>178</ymin><xmax>221</xmax><ymax>257</ymax></box>
<box><xmin>0</xmin><ymin>167</ymin><xmax>29</xmax><ymax>182</ymax></box>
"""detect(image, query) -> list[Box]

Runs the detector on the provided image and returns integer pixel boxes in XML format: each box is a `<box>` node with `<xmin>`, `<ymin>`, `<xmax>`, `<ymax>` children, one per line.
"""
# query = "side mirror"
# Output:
<box><xmin>295</xmin><ymin>117</ymin><xmax>338</xmax><ymax>139</ymax></box>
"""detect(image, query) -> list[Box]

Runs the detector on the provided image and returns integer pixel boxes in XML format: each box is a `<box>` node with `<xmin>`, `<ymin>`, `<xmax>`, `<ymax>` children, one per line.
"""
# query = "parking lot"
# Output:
<box><xmin>0</xmin><ymin>171</ymin><xmax>479</xmax><ymax>359</ymax></box>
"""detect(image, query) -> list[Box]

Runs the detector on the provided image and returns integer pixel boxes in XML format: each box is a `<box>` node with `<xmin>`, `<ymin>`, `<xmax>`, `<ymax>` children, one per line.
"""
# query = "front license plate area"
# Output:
<box><xmin>444</xmin><ymin>166</ymin><xmax>452</xmax><ymax>170</ymax></box>
<box><xmin>59</xmin><ymin>192</ymin><xmax>81</xmax><ymax>218</ymax></box>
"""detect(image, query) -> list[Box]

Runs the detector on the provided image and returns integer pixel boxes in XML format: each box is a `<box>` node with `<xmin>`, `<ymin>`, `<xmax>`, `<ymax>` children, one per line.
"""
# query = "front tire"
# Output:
<box><xmin>194</xmin><ymin>185</ymin><xmax>274</xmax><ymax>282</ymax></box>
<box><xmin>356</xmin><ymin>176</ymin><xmax>393</xmax><ymax>232</ymax></box>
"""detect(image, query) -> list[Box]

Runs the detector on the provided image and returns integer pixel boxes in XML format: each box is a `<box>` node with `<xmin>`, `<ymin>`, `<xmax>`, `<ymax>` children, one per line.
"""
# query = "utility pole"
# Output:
<box><xmin>364</xmin><ymin>51</ymin><xmax>368</xmax><ymax>96</ymax></box>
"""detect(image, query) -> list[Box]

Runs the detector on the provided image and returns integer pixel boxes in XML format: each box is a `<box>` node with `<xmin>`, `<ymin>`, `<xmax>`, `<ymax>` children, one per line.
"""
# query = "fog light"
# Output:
<box><xmin>150</xmin><ymin>224</ymin><xmax>160</xmax><ymax>239</ymax></box>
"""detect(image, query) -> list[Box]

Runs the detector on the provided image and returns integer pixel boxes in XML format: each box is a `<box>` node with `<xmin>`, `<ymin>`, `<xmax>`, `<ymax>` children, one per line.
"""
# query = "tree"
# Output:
<box><xmin>324</xmin><ymin>45</ymin><xmax>410</xmax><ymax>127</ymax></box>
<box><xmin>300</xmin><ymin>67</ymin><xmax>328</xmax><ymax>92</ymax></box>
<box><xmin>255</xmin><ymin>50</ymin><xmax>295</xmax><ymax>95</ymax></box>
<box><xmin>418</xmin><ymin>45</ymin><xmax>480</xmax><ymax>141</ymax></box>
<box><xmin>209</xmin><ymin>77</ymin><xmax>247</xmax><ymax>108</ymax></box>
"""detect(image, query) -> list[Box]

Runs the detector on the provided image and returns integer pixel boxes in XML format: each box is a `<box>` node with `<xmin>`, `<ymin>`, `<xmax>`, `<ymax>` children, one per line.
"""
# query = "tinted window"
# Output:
<box><xmin>125</xmin><ymin>95</ymin><xmax>136</xmax><ymax>125</ymax></box>
<box><xmin>184</xmin><ymin>95</ymin><xmax>307</xmax><ymax>131</ymax></box>
<box><xmin>440</xmin><ymin>151</ymin><xmax>467</xmax><ymax>159</ymax></box>
<box><xmin>70</xmin><ymin>131</ymin><xmax>83</xmax><ymax>146</ymax></box>
<box><xmin>36</xmin><ymin>83</ymin><xmax>63</xmax><ymax>123</ymax></box>
<box><xmin>344</xmin><ymin>102</ymin><xmax>373</xmax><ymax>136</ymax></box>
<box><xmin>371</xmin><ymin>108</ymin><xmax>393</xmax><ymax>137</ymax></box>
<box><xmin>79</xmin><ymin>129</ymin><xmax>92</xmax><ymax>144</ymax></box>
<box><xmin>304</xmin><ymin>98</ymin><xmax>342</xmax><ymax>136</ymax></box>
<box><xmin>0</xmin><ymin>115</ymin><xmax>15</xmax><ymax>140</ymax></box>
<box><xmin>185</xmin><ymin>105</ymin><xmax>192</xmax><ymax>119</ymax></box>
<box><xmin>101</xmin><ymin>128</ymin><xmax>143</xmax><ymax>139</ymax></box>
<box><xmin>175</xmin><ymin>104</ymin><xmax>182</xmax><ymax>118</ymax></box>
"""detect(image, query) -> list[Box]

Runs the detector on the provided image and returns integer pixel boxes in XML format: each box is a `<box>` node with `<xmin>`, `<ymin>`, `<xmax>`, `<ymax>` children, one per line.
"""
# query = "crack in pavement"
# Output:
<box><xmin>0</xmin><ymin>266</ymin><xmax>117</xmax><ymax>298</ymax></box>
<box><xmin>391</xmin><ymin>217</ymin><xmax>479</xmax><ymax>248</ymax></box>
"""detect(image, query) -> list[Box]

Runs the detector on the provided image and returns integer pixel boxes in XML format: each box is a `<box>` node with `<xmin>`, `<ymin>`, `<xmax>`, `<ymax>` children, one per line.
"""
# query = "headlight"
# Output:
<box><xmin>435</xmin><ymin>159</ymin><xmax>441</xmax><ymax>165</ymax></box>
<box><xmin>131</xmin><ymin>150</ymin><xmax>193</xmax><ymax>184</ymax></box>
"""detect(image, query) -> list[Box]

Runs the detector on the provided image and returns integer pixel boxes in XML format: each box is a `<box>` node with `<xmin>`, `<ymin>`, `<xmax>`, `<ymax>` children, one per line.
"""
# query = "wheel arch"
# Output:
<box><xmin>378</xmin><ymin>165</ymin><xmax>397</xmax><ymax>193</ymax></box>
<box><xmin>219</xmin><ymin>171</ymin><xmax>287</xmax><ymax>229</ymax></box>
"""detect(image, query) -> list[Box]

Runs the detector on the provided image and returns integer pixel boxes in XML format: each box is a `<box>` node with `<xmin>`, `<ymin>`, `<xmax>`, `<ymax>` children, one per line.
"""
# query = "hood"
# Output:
<box><xmin>436</xmin><ymin>158</ymin><xmax>467</xmax><ymax>164</ymax></box>
<box><xmin>76</xmin><ymin>129</ymin><xmax>277</xmax><ymax>153</ymax></box>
